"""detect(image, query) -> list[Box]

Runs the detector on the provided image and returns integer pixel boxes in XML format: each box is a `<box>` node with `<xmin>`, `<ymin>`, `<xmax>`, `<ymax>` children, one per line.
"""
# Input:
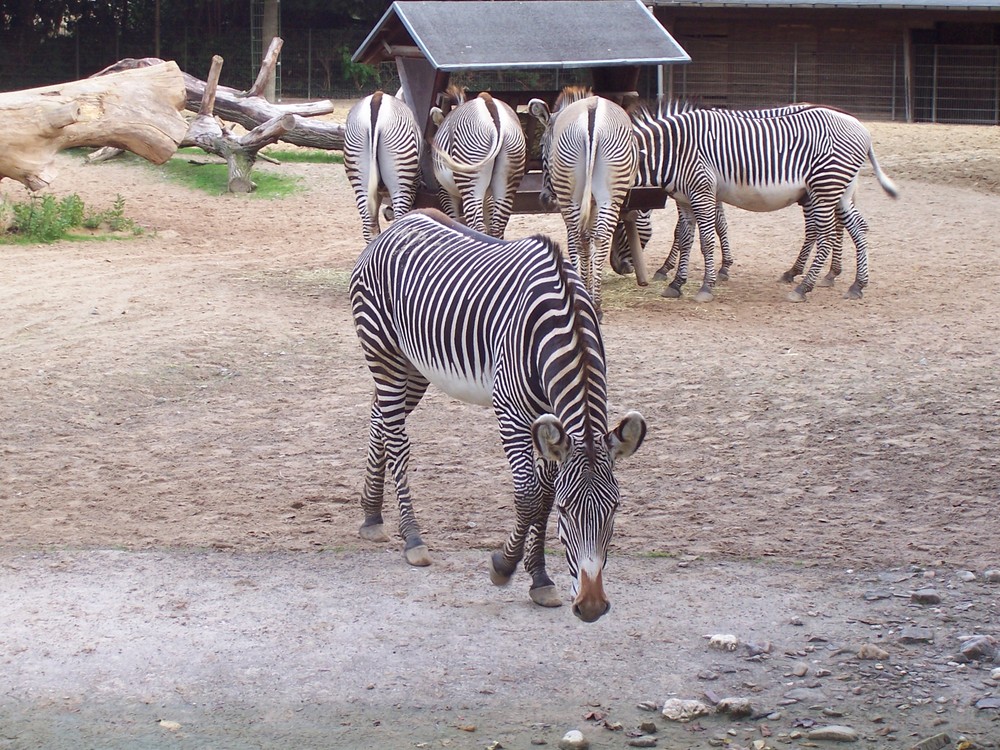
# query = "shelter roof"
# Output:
<box><xmin>353</xmin><ymin>0</ymin><xmax>691</xmax><ymax>71</ymax></box>
<box><xmin>650</xmin><ymin>0</ymin><xmax>1000</xmax><ymax>9</ymax></box>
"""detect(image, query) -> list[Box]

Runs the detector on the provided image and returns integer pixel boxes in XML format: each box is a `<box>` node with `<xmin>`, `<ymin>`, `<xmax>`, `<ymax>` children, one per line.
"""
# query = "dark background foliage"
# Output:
<box><xmin>0</xmin><ymin>0</ymin><xmax>398</xmax><ymax>96</ymax></box>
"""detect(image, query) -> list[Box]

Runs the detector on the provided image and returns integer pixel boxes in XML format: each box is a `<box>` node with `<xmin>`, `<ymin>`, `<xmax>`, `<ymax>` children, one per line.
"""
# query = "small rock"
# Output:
<box><xmin>806</xmin><ymin>725</ymin><xmax>859</xmax><ymax>742</ymax></box>
<box><xmin>716</xmin><ymin>697</ymin><xmax>753</xmax><ymax>718</ymax></box>
<box><xmin>558</xmin><ymin>730</ymin><xmax>588</xmax><ymax>750</ymax></box>
<box><xmin>783</xmin><ymin>687</ymin><xmax>828</xmax><ymax>703</ymax></box>
<box><xmin>976</xmin><ymin>697</ymin><xmax>1000</xmax><ymax>710</ymax></box>
<box><xmin>791</xmin><ymin>661</ymin><xmax>809</xmax><ymax>677</ymax></box>
<box><xmin>909</xmin><ymin>733</ymin><xmax>951</xmax><ymax>750</ymax></box>
<box><xmin>858</xmin><ymin>643</ymin><xmax>890</xmax><ymax>660</ymax></box>
<box><xmin>531</xmin><ymin>741</ymin><xmax>547</xmax><ymax>746</ymax></box>
<box><xmin>898</xmin><ymin>627</ymin><xmax>934</xmax><ymax>644</ymax></box>
<box><xmin>863</xmin><ymin>590</ymin><xmax>892</xmax><ymax>601</ymax></box>
<box><xmin>956</xmin><ymin>570</ymin><xmax>977</xmax><ymax>582</ymax></box>
<box><xmin>626</xmin><ymin>738</ymin><xmax>657</xmax><ymax>748</ymax></box>
<box><xmin>708</xmin><ymin>634</ymin><xmax>739</xmax><ymax>651</ymax></box>
<box><xmin>745</xmin><ymin>641</ymin><xmax>772</xmax><ymax>656</ymax></box>
<box><xmin>991</xmin><ymin>667</ymin><xmax>1000</xmax><ymax>681</ymax></box>
<box><xmin>958</xmin><ymin>635</ymin><xmax>997</xmax><ymax>662</ymax></box>
<box><xmin>639</xmin><ymin>721</ymin><xmax>657</xmax><ymax>733</ymax></box>
<box><xmin>984</xmin><ymin>569</ymin><xmax>1000</xmax><ymax>583</ymax></box>
<box><xmin>158</xmin><ymin>720</ymin><xmax>182</xmax><ymax>731</ymax></box>
<box><xmin>911</xmin><ymin>588</ymin><xmax>942</xmax><ymax>605</ymax></box>
<box><xmin>661</xmin><ymin>698</ymin><xmax>710</xmax><ymax>722</ymax></box>
<box><xmin>636</xmin><ymin>701</ymin><xmax>659</xmax><ymax>712</ymax></box>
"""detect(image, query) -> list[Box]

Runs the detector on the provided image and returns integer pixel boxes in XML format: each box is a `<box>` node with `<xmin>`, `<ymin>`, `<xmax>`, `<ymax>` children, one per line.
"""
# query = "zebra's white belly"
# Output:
<box><xmin>416</xmin><ymin>360</ymin><xmax>495</xmax><ymax>407</ymax></box>
<box><xmin>717</xmin><ymin>180</ymin><xmax>806</xmax><ymax>213</ymax></box>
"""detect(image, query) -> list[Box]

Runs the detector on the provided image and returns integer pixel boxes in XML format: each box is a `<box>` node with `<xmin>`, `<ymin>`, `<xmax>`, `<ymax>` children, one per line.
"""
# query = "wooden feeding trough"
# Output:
<box><xmin>352</xmin><ymin>0</ymin><xmax>690</xmax><ymax>227</ymax></box>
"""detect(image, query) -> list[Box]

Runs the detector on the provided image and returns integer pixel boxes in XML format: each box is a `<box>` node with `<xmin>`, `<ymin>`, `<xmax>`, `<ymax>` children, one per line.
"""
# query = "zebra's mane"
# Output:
<box><xmin>409</xmin><ymin>208</ymin><xmax>506</xmax><ymax>244</ymax></box>
<box><xmin>553</xmin><ymin>85</ymin><xmax>594</xmax><ymax>112</ymax></box>
<box><xmin>537</xmin><ymin>234</ymin><xmax>600</xmax><ymax>462</ymax></box>
<box><xmin>441</xmin><ymin>84</ymin><xmax>467</xmax><ymax>108</ymax></box>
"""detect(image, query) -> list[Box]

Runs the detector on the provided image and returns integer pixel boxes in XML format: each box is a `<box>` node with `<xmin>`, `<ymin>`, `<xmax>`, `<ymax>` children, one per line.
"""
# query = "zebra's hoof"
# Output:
<box><xmin>529</xmin><ymin>585</ymin><xmax>562</xmax><ymax>608</ymax></box>
<box><xmin>404</xmin><ymin>544</ymin><xmax>432</xmax><ymax>567</ymax></box>
<box><xmin>694</xmin><ymin>289</ymin><xmax>714</xmax><ymax>303</ymax></box>
<box><xmin>661</xmin><ymin>285</ymin><xmax>682</xmax><ymax>299</ymax></box>
<box><xmin>845</xmin><ymin>285</ymin><xmax>864</xmax><ymax>300</ymax></box>
<box><xmin>359</xmin><ymin>522</ymin><xmax>389</xmax><ymax>542</ymax></box>
<box><xmin>787</xmin><ymin>289</ymin><xmax>808</xmax><ymax>303</ymax></box>
<box><xmin>780</xmin><ymin>270</ymin><xmax>798</xmax><ymax>283</ymax></box>
<box><xmin>718</xmin><ymin>268</ymin><xmax>730</xmax><ymax>282</ymax></box>
<box><xmin>652</xmin><ymin>271</ymin><xmax>667</xmax><ymax>282</ymax></box>
<box><xmin>489</xmin><ymin>552</ymin><xmax>515</xmax><ymax>586</ymax></box>
<box><xmin>817</xmin><ymin>276</ymin><xmax>836</xmax><ymax>288</ymax></box>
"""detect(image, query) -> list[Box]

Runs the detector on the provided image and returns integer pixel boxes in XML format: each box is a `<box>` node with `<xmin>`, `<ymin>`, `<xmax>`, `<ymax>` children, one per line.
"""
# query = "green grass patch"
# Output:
<box><xmin>158</xmin><ymin>156</ymin><xmax>303</xmax><ymax>197</ymax></box>
<box><xmin>263</xmin><ymin>148</ymin><xmax>343</xmax><ymax>165</ymax></box>
<box><xmin>0</xmin><ymin>193</ymin><xmax>143</xmax><ymax>244</ymax></box>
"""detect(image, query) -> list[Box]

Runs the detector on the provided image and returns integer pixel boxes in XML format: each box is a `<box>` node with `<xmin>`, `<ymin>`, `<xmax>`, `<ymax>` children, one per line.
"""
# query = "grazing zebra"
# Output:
<box><xmin>350</xmin><ymin>209</ymin><xmax>646</xmax><ymax>622</ymax></box>
<box><xmin>342</xmin><ymin>91</ymin><xmax>421</xmax><ymax>243</ymax></box>
<box><xmin>430</xmin><ymin>88</ymin><xmax>526</xmax><ymax>238</ymax></box>
<box><xmin>529</xmin><ymin>87</ymin><xmax>639</xmax><ymax>319</ymax></box>
<box><xmin>630</xmin><ymin>101</ymin><xmax>898</xmax><ymax>302</ymax></box>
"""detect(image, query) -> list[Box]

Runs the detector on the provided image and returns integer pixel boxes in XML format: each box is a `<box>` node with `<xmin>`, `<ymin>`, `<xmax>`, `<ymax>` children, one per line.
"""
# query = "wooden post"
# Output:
<box><xmin>624</xmin><ymin>210</ymin><xmax>649</xmax><ymax>287</ymax></box>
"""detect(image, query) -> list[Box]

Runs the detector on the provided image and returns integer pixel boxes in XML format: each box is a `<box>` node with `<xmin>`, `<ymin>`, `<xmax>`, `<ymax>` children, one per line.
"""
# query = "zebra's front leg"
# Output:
<box><xmin>790</xmin><ymin>204</ymin><xmax>837</xmax><ymax>302</ymax></box>
<box><xmin>715</xmin><ymin>203</ymin><xmax>735</xmax><ymax>282</ymax></box>
<box><xmin>692</xmin><ymin>201</ymin><xmax>719</xmax><ymax>302</ymax></box>
<box><xmin>489</xmin><ymin>426</ymin><xmax>560</xmax><ymax>606</ymax></box>
<box><xmin>522</xmin><ymin>462</ymin><xmax>560</xmax><ymax>607</ymax></box>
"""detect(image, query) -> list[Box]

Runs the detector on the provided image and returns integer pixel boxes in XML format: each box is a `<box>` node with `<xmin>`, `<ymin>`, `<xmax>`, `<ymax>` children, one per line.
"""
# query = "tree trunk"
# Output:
<box><xmin>0</xmin><ymin>62</ymin><xmax>188</xmax><ymax>191</ymax></box>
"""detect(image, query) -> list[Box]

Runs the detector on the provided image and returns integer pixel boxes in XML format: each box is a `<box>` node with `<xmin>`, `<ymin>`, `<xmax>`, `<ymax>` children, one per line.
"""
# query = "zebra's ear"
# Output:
<box><xmin>532</xmin><ymin>414</ymin><xmax>571</xmax><ymax>463</ymax></box>
<box><xmin>430</xmin><ymin>106</ymin><xmax>445</xmax><ymax>127</ymax></box>
<box><xmin>527</xmin><ymin>98</ymin><xmax>551</xmax><ymax>127</ymax></box>
<box><xmin>607</xmin><ymin>411</ymin><xmax>647</xmax><ymax>461</ymax></box>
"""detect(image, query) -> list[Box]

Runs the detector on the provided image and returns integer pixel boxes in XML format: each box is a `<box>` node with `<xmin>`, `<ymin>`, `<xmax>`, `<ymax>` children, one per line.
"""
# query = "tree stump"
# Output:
<box><xmin>0</xmin><ymin>62</ymin><xmax>188</xmax><ymax>191</ymax></box>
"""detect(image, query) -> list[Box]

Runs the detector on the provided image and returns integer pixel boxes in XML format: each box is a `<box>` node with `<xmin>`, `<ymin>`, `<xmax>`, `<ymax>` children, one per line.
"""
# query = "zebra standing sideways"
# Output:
<box><xmin>630</xmin><ymin>102</ymin><xmax>898</xmax><ymax>302</ymax></box>
<box><xmin>350</xmin><ymin>209</ymin><xmax>646</xmax><ymax>622</ymax></box>
<box><xmin>529</xmin><ymin>88</ymin><xmax>639</xmax><ymax>319</ymax></box>
<box><xmin>343</xmin><ymin>91</ymin><xmax>421</xmax><ymax>242</ymax></box>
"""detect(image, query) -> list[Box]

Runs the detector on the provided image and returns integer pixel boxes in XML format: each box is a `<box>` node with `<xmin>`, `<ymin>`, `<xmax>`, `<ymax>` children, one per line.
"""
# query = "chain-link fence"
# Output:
<box><xmin>1</xmin><ymin>26</ymin><xmax>996</xmax><ymax>124</ymax></box>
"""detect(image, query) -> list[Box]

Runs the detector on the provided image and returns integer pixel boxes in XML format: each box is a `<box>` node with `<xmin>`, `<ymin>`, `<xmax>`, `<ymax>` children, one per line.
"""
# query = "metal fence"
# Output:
<box><xmin>1</xmin><ymin>26</ymin><xmax>996</xmax><ymax>124</ymax></box>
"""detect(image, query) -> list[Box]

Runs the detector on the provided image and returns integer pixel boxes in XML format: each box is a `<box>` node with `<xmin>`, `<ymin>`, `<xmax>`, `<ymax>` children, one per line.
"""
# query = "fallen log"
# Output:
<box><xmin>100</xmin><ymin>42</ymin><xmax>345</xmax><ymax>152</ymax></box>
<box><xmin>0</xmin><ymin>62</ymin><xmax>188</xmax><ymax>190</ymax></box>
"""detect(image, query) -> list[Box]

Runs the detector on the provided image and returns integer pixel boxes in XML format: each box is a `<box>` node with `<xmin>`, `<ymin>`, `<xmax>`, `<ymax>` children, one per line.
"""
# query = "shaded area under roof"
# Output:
<box><xmin>353</xmin><ymin>0</ymin><xmax>691</xmax><ymax>71</ymax></box>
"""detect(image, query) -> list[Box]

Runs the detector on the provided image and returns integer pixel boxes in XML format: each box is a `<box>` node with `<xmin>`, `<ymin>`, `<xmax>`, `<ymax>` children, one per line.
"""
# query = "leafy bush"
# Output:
<box><xmin>0</xmin><ymin>193</ymin><xmax>141</xmax><ymax>243</ymax></box>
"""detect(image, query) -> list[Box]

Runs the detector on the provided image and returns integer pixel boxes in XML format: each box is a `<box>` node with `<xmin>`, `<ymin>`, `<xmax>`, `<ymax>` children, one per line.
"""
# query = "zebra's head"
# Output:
<box><xmin>532</xmin><ymin>411</ymin><xmax>647</xmax><ymax>622</ymax></box>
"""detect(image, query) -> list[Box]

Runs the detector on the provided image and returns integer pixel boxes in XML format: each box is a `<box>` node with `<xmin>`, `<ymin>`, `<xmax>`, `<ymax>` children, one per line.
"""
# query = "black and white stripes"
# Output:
<box><xmin>631</xmin><ymin>102</ymin><xmax>898</xmax><ymax>301</ymax></box>
<box><xmin>350</xmin><ymin>209</ymin><xmax>645</xmax><ymax>622</ymax></box>
<box><xmin>343</xmin><ymin>91</ymin><xmax>421</xmax><ymax>243</ymax></box>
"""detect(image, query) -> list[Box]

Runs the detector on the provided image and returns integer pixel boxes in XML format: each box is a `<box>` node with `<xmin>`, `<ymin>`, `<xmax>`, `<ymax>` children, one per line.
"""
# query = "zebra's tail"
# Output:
<box><xmin>578</xmin><ymin>101</ymin><xmax>599</xmax><ymax>235</ymax></box>
<box><xmin>366</xmin><ymin>93</ymin><xmax>383</xmax><ymax>224</ymax></box>
<box><xmin>867</xmin><ymin>146</ymin><xmax>899</xmax><ymax>199</ymax></box>
<box><xmin>431</xmin><ymin>134</ymin><xmax>502</xmax><ymax>175</ymax></box>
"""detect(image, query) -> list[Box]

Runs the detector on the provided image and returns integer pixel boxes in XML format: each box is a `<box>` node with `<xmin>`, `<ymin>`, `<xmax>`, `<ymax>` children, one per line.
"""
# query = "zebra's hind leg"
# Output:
<box><xmin>839</xmin><ymin>204</ymin><xmax>871</xmax><ymax>299</ymax></box>
<box><xmin>359</xmin><ymin>399</ymin><xmax>390</xmax><ymax>542</ymax></box>
<box><xmin>817</xmin><ymin>224</ymin><xmax>845</xmax><ymax>287</ymax></box>
<box><xmin>782</xmin><ymin>195</ymin><xmax>817</xmax><ymax>283</ymax></box>
<box><xmin>363</xmin><ymin>370</ymin><xmax>432</xmax><ymax>566</ymax></box>
<box><xmin>655</xmin><ymin>210</ymin><xmax>690</xmax><ymax>283</ymax></box>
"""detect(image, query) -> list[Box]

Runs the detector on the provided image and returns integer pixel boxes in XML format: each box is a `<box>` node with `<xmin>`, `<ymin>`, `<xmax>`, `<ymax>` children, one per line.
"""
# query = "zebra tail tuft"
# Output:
<box><xmin>868</xmin><ymin>146</ymin><xmax>899</xmax><ymax>199</ymax></box>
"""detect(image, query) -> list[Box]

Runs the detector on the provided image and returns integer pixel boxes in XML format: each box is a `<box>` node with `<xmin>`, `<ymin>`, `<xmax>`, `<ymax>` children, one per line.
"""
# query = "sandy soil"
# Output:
<box><xmin>1</xmin><ymin>116</ymin><xmax>999</xmax><ymax>749</ymax></box>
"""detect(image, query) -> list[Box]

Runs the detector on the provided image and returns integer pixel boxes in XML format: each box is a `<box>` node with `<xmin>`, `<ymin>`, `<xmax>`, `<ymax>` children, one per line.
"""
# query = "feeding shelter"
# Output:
<box><xmin>353</xmin><ymin>0</ymin><xmax>691</xmax><ymax>216</ymax></box>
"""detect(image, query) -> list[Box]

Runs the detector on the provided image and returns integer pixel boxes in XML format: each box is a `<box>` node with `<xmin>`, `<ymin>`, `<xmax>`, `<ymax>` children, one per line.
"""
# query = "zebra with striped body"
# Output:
<box><xmin>350</xmin><ymin>209</ymin><xmax>646</xmax><ymax>622</ymax></box>
<box><xmin>430</xmin><ymin>89</ymin><xmax>526</xmax><ymax>238</ymax></box>
<box><xmin>630</xmin><ymin>102</ymin><xmax>898</xmax><ymax>302</ymax></box>
<box><xmin>529</xmin><ymin>88</ymin><xmax>639</xmax><ymax>319</ymax></box>
<box><xmin>342</xmin><ymin>91</ymin><xmax>421</xmax><ymax>243</ymax></box>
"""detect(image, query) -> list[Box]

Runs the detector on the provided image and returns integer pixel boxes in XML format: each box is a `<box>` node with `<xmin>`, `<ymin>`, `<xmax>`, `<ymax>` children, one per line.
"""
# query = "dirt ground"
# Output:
<box><xmin>1</xmin><ymin>113</ymin><xmax>999</xmax><ymax>749</ymax></box>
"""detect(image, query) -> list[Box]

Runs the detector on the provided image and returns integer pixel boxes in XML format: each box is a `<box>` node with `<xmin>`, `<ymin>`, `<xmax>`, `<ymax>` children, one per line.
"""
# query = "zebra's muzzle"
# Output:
<box><xmin>572</xmin><ymin>568</ymin><xmax>610</xmax><ymax>623</ymax></box>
